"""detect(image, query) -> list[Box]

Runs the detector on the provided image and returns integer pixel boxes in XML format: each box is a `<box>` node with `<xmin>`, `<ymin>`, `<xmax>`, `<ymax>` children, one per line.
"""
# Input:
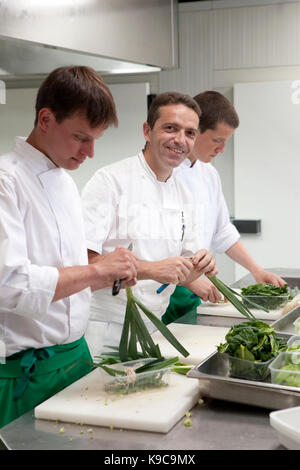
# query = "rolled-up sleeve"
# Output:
<box><xmin>0</xmin><ymin>174</ymin><xmax>59</xmax><ymax>321</ymax></box>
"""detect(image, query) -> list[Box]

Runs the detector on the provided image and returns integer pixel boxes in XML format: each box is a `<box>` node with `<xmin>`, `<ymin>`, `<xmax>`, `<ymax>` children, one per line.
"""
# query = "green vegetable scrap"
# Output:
<box><xmin>241</xmin><ymin>283</ymin><xmax>291</xmax><ymax>310</ymax></box>
<box><xmin>217</xmin><ymin>320</ymin><xmax>287</xmax><ymax>381</ymax></box>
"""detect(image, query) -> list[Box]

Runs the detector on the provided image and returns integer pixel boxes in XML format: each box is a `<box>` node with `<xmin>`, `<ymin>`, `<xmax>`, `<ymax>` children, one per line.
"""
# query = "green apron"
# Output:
<box><xmin>162</xmin><ymin>286</ymin><xmax>201</xmax><ymax>325</ymax></box>
<box><xmin>0</xmin><ymin>336</ymin><xmax>93</xmax><ymax>429</ymax></box>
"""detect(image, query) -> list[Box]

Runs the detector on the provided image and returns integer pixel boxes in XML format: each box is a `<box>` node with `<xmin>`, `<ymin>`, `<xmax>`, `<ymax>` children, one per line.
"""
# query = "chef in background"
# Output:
<box><xmin>162</xmin><ymin>91</ymin><xmax>286</xmax><ymax>325</ymax></box>
<box><xmin>81</xmin><ymin>91</ymin><xmax>218</xmax><ymax>358</ymax></box>
<box><xmin>0</xmin><ymin>65</ymin><xmax>138</xmax><ymax>428</ymax></box>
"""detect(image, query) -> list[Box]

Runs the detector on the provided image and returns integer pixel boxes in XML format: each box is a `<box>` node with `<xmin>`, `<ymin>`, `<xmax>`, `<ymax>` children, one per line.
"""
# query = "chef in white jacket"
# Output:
<box><xmin>0</xmin><ymin>65</ymin><xmax>138</xmax><ymax>428</ymax></box>
<box><xmin>162</xmin><ymin>91</ymin><xmax>285</xmax><ymax>324</ymax></box>
<box><xmin>82</xmin><ymin>92</ymin><xmax>218</xmax><ymax>357</ymax></box>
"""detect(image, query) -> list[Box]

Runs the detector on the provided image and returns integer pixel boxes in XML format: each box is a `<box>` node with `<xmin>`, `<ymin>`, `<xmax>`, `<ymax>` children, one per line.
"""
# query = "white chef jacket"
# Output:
<box><xmin>81</xmin><ymin>152</ymin><xmax>201</xmax><ymax>327</ymax></box>
<box><xmin>0</xmin><ymin>137</ymin><xmax>91</xmax><ymax>356</ymax></box>
<box><xmin>174</xmin><ymin>159</ymin><xmax>240</xmax><ymax>253</ymax></box>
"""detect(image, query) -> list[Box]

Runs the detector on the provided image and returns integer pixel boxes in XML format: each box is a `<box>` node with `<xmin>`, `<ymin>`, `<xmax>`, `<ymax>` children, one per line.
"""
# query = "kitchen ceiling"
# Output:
<box><xmin>0</xmin><ymin>0</ymin><xmax>178</xmax><ymax>84</ymax></box>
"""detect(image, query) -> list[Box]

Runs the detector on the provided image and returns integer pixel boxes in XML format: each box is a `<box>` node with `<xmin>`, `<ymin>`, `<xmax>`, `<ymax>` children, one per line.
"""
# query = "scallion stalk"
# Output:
<box><xmin>208</xmin><ymin>276</ymin><xmax>257</xmax><ymax>321</ymax></box>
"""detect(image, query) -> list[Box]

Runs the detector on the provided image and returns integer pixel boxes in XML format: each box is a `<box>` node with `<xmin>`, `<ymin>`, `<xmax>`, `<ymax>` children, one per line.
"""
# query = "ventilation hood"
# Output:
<box><xmin>0</xmin><ymin>0</ymin><xmax>178</xmax><ymax>84</ymax></box>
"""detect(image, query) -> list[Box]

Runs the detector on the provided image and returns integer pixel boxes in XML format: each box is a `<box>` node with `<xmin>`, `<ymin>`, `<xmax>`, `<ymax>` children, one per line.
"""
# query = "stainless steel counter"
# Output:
<box><xmin>1</xmin><ymin>268</ymin><xmax>299</xmax><ymax>451</ymax></box>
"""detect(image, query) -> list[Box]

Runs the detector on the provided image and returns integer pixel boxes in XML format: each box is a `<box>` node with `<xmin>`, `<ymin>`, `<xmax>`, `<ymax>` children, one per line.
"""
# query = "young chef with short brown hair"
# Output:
<box><xmin>81</xmin><ymin>91</ymin><xmax>218</xmax><ymax>357</ymax></box>
<box><xmin>162</xmin><ymin>91</ymin><xmax>285</xmax><ymax>324</ymax></box>
<box><xmin>0</xmin><ymin>65</ymin><xmax>138</xmax><ymax>428</ymax></box>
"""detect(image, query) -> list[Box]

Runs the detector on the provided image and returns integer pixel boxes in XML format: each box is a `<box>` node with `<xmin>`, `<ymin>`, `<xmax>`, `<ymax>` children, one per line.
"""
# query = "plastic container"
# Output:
<box><xmin>269</xmin><ymin>352</ymin><xmax>300</xmax><ymax>387</ymax></box>
<box><xmin>242</xmin><ymin>295</ymin><xmax>289</xmax><ymax>310</ymax></box>
<box><xmin>100</xmin><ymin>358</ymin><xmax>172</xmax><ymax>395</ymax></box>
<box><xmin>219</xmin><ymin>353</ymin><xmax>273</xmax><ymax>381</ymax></box>
<box><xmin>270</xmin><ymin>407</ymin><xmax>300</xmax><ymax>450</ymax></box>
<box><xmin>293</xmin><ymin>317</ymin><xmax>300</xmax><ymax>335</ymax></box>
<box><xmin>287</xmin><ymin>335</ymin><xmax>300</xmax><ymax>349</ymax></box>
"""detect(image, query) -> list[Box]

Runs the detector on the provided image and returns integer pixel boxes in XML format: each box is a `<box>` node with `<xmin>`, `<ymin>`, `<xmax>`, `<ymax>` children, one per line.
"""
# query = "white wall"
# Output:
<box><xmin>234</xmin><ymin>80</ymin><xmax>300</xmax><ymax>279</ymax></box>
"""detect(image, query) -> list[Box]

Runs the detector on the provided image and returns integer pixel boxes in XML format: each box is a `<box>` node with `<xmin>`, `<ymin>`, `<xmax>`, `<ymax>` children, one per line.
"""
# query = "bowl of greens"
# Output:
<box><xmin>217</xmin><ymin>320</ymin><xmax>287</xmax><ymax>381</ymax></box>
<box><xmin>241</xmin><ymin>283</ymin><xmax>291</xmax><ymax>310</ymax></box>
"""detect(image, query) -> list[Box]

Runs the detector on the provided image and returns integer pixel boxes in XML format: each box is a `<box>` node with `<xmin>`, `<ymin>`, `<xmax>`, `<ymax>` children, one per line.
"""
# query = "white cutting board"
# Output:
<box><xmin>34</xmin><ymin>368</ymin><xmax>200</xmax><ymax>434</ymax></box>
<box><xmin>197</xmin><ymin>301</ymin><xmax>286</xmax><ymax>320</ymax></box>
<box><xmin>151</xmin><ymin>324</ymin><xmax>229</xmax><ymax>364</ymax></box>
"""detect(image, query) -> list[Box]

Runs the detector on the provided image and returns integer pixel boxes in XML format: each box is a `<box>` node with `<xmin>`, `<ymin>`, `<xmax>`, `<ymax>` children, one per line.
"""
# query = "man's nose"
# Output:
<box><xmin>174</xmin><ymin>130</ymin><xmax>186</xmax><ymax>145</ymax></box>
<box><xmin>217</xmin><ymin>142</ymin><xmax>225</xmax><ymax>153</ymax></box>
<box><xmin>81</xmin><ymin>140</ymin><xmax>94</xmax><ymax>158</ymax></box>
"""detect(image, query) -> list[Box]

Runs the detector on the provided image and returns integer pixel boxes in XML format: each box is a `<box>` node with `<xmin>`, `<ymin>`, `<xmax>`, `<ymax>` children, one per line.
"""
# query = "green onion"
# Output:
<box><xmin>117</xmin><ymin>287</ymin><xmax>190</xmax><ymax>360</ymax></box>
<box><xmin>131</xmin><ymin>290</ymin><xmax>190</xmax><ymax>358</ymax></box>
<box><xmin>208</xmin><ymin>276</ymin><xmax>257</xmax><ymax>320</ymax></box>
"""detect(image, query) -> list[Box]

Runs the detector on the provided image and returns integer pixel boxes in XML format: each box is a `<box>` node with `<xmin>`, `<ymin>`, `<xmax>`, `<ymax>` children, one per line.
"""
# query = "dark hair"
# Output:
<box><xmin>193</xmin><ymin>91</ymin><xmax>239</xmax><ymax>133</ymax></box>
<box><xmin>147</xmin><ymin>91</ymin><xmax>201</xmax><ymax>129</ymax></box>
<box><xmin>34</xmin><ymin>65</ymin><xmax>118</xmax><ymax>128</ymax></box>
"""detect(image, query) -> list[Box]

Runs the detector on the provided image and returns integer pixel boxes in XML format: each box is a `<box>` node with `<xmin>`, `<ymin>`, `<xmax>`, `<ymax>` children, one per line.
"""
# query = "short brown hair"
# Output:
<box><xmin>34</xmin><ymin>65</ymin><xmax>118</xmax><ymax>128</ymax></box>
<box><xmin>193</xmin><ymin>91</ymin><xmax>239</xmax><ymax>133</ymax></box>
<box><xmin>147</xmin><ymin>92</ymin><xmax>201</xmax><ymax>129</ymax></box>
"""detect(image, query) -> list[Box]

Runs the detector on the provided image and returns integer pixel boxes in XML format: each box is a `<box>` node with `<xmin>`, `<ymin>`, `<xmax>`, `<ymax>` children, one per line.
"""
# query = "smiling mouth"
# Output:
<box><xmin>166</xmin><ymin>146</ymin><xmax>185</xmax><ymax>155</ymax></box>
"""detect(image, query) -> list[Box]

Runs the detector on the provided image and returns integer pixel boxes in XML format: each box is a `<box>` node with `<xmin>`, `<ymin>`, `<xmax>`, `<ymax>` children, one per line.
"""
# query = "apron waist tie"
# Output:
<box><xmin>12</xmin><ymin>347</ymin><xmax>55</xmax><ymax>401</ymax></box>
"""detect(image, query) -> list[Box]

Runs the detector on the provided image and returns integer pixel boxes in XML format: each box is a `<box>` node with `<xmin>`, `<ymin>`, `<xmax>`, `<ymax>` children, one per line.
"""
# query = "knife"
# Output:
<box><xmin>112</xmin><ymin>243</ymin><xmax>133</xmax><ymax>296</ymax></box>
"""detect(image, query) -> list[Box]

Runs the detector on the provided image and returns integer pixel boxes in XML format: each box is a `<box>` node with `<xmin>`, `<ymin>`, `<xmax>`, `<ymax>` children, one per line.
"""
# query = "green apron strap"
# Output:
<box><xmin>12</xmin><ymin>347</ymin><xmax>55</xmax><ymax>401</ymax></box>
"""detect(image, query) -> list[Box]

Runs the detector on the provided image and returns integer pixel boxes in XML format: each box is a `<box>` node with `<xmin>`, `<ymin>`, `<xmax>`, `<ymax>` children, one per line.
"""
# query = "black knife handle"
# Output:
<box><xmin>112</xmin><ymin>279</ymin><xmax>122</xmax><ymax>296</ymax></box>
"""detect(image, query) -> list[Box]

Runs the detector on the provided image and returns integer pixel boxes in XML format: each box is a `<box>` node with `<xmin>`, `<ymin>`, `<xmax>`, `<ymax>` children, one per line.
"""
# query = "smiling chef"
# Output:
<box><xmin>81</xmin><ymin>91</ymin><xmax>218</xmax><ymax>358</ymax></box>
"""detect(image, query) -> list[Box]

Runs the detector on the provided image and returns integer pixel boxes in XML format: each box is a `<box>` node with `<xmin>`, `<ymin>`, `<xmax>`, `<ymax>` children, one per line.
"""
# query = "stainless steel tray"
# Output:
<box><xmin>188</xmin><ymin>333</ymin><xmax>300</xmax><ymax>410</ymax></box>
<box><xmin>271</xmin><ymin>306</ymin><xmax>300</xmax><ymax>334</ymax></box>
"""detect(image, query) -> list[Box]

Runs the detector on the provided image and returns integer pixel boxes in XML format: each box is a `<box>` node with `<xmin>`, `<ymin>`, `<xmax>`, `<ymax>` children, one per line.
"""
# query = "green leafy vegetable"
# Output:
<box><xmin>217</xmin><ymin>320</ymin><xmax>287</xmax><ymax>380</ymax></box>
<box><xmin>241</xmin><ymin>283</ymin><xmax>290</xmax><ymax>310</ymax></box>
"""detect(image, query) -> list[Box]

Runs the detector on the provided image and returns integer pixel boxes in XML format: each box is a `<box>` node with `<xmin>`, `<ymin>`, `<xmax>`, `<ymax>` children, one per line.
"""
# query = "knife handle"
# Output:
<box><xmin>112</xmin><ymin>279</ymin><xmax>122</xmax><ymax>296</ymax></box>
<box><xmin>156</xmin><ymin>283</ymin><xmax>169</xmax><ymax>294</ymax></box>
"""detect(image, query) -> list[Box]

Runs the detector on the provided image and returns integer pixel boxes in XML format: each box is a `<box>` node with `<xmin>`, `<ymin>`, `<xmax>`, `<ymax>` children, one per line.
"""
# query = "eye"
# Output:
<box><xmin>165</xmin><ymin>125</ymin><xmax>175</xmax><ymax>132</ymax></box>
<box><xmin>73</xmin><ymin>135</ymin><xmax>84</xmax><ymax>142</ymax></box>
<box><xmin>74</xmin><ymin>134</ymin><xmax>89</xmax><ymax>143</ymax></box>
<box><xmin>186</xmin><ymin>130</ymin><xmax>196</xmax><ymax>138</ymax></box>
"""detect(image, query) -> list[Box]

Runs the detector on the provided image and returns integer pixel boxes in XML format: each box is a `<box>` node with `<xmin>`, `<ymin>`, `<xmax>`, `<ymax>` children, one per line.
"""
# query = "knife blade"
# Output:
<box><xmin>112</xmin><ymin>243</ymin><xmax>133</xmax><ymax>296</ymax></box>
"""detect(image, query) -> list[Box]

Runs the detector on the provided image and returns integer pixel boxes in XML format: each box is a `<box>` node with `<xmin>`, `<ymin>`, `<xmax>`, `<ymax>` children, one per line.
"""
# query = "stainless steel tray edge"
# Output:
<box><xmin>187</xmin><ymin>351</ymin><xmax>300</xmax><ymax>410</ymax></box>
<box><xmin>271</xmin><ymin>305</ymin><xmax>300</xmax><ymax>334</ymax></box>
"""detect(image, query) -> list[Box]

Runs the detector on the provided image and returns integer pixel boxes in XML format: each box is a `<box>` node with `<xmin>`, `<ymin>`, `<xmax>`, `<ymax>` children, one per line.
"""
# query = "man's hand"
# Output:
<box><xmin>138</xmin><ymin>257</ymin><xmax>193</xmax><ymax>284</ymax></box>
<box><xmin>188</xmin><ymin>278</ymin><xmax>223</xmax><ymax>303</ymax></box>
<box><xmin>91</xmin><ymin>246</ymin><xmax>139</xmax><ymax>290</ymax></box>
<box><xmin>191</xmin><ymin>249</ymin><xmax>218</xmax><ymax>277</ymax></box>
<box><xmin>252</xmin><ymin>269</ymin><xmax>286</xmax><ymax>287</ymax></box>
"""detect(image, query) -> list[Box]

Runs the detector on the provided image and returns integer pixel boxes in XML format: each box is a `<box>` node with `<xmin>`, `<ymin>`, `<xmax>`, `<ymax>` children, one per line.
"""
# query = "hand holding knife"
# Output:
<box><xmin>112</xmin><ymin>243</ymin><xmax>133</xmax><ymax>296</ymax></box>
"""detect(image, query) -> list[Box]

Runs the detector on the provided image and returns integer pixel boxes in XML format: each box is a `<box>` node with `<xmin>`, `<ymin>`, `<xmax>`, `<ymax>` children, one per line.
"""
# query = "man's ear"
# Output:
<box><xmin>37</xmin><ymin>108</ymin><xmax>55</xmax><ymax>132</ymax></box>
<box><xmin>143</xmin><ymin>121</ymin><xmax>151</xmax><ymax>143</ymax></box>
